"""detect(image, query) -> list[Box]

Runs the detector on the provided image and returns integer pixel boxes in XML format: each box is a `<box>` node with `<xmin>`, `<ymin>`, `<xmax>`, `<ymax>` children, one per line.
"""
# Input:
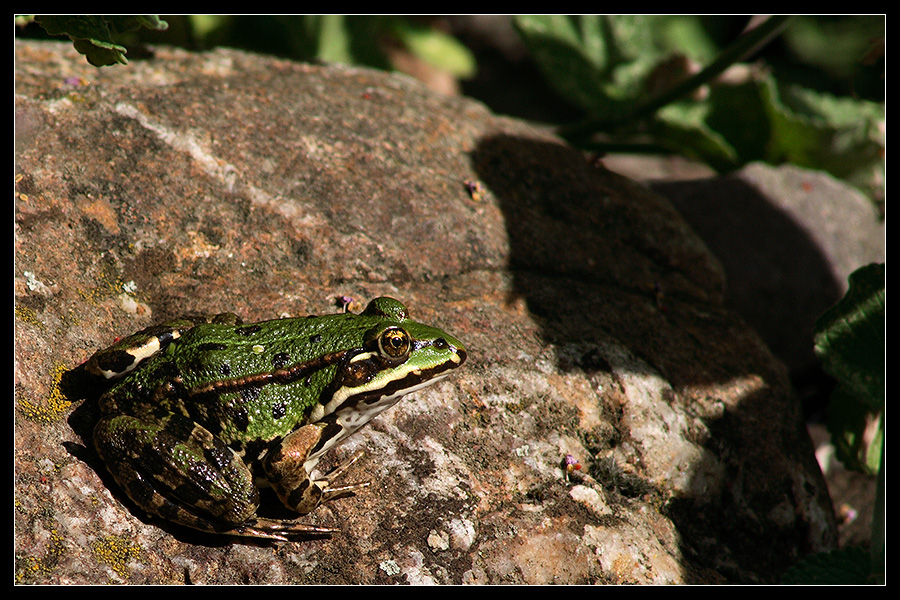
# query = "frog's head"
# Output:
<box><xmin>321</xmin><ymin>297</ymin><xmax>467</xmax><ymax>432</ymax></box>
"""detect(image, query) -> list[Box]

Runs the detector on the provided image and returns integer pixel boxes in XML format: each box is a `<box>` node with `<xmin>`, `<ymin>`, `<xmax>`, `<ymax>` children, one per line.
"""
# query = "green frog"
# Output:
<box><xmin>85</xmin><ymin>297</ymin><xmax>467</xmax><ymax>541</ymax></box>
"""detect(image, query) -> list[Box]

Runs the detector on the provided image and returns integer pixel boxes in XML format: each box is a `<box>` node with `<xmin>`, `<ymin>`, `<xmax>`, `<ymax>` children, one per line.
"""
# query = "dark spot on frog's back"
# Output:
<box><xmin>271</xmin><ymin>400</ymin><xmax>287</xmax><ymax>420</ymax></box>
<box><xmin>197</xmin><ymin>342</ymin><xmax>228</xmax><ymax>352</ymax></box>
<box><xmin>234</xmin><ymin>325</ymin><xmax>262</xmax><ymax>336</ymax></box>
<box><xmin>227</xmin><ymin>403</ymin><xmax>251</xmax><ymax>432</ymax></box>
<box><xmin>309</xmin><ymin>334</ymin><xmax>322</xmax><ymax>344</ymax></box>
<box><xmin>149</xmin><ymin>361</ymin><xmax>180</xmax><ymax>381</ymax></box>
<box><xmin>240</xmin><ymin>385</ymin><xmax>261</xmax><ymax>403</ymax></box>
<box><xmin>272</xmin><ymin>352</ymin><xmax>290</xmax><ymax>370</ymax></box>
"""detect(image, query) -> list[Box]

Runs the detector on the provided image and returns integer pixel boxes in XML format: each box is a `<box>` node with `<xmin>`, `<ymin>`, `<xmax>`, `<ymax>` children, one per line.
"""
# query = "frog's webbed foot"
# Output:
<box><xmin>317</xmin><ymin>449</ymin><xmax>370</xmax><ymax>503</ymax></box>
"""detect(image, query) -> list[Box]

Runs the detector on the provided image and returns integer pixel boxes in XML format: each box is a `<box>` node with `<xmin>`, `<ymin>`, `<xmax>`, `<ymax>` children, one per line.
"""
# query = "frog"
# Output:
<box><xmin>85</xmin><ymin>296</ymin><xmax>467</xmax><ymax>541</ymax></box>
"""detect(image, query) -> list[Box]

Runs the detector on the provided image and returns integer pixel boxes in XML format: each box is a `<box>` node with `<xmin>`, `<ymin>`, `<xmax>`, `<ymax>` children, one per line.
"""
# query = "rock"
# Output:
<box><xmin>15</xmin><ymin>40</ymin><xmax>835</xmax><ymax>584</ymax></box>
<box><xmin>650</xmin><ymin>164</ymin><xmax>885</xmax><ymax>377</ymax></box>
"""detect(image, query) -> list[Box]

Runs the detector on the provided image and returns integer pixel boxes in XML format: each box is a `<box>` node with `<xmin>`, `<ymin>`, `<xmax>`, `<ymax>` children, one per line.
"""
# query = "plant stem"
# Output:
<box><xmin>558</xmin><ymin>15</ymin><xmax>793</xmax><ymax>145</ymax></box>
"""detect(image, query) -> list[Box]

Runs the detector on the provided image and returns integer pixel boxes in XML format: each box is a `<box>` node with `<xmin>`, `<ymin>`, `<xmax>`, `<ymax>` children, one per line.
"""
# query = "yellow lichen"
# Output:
<box><xmin>14</xmin><ymin>528</ymin><xmax>66</xmax><ymax>583</ymax></box>
<box><xmin>91</xmin><ymin>535</ymin><xmax>142</xmax><ymax>581</ymax></box>
<box><xmin>17</xmin><ymin>362</ymin><xmax>73</xmax><ymax>423</ymax></box>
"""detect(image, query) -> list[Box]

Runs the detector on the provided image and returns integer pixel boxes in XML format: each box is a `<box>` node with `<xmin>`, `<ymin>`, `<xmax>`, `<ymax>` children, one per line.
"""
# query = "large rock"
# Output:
<box><xmin>15</xmin><ymin>40</ymin><xmax>835</xmax><ymax>584</ymax></box>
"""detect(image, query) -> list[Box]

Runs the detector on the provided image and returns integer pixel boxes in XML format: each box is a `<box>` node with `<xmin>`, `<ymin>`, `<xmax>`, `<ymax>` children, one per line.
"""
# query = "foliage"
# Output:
<box><xmin>19</xmin><ymin>15</ymin><xmax>474</xmax><ymax>79</ymax></box>
<box><xmin>513</xmin><ymin>15</ymin><xmax>884</xmax><ymax>201</ymax></box>
<box><xmin>23</xmin><ymin>15</ymin><xmax>168</xmax><ymax>66</ymax></box>
<box><xmin>813</xmin><ymin>263</ymin><xmax>884</xmax><ymax>476</ymax></box>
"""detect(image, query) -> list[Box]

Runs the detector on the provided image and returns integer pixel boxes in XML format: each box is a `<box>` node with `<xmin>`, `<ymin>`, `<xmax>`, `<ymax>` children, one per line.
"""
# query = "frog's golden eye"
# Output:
<box><xmin>378</xmin><ymin>327</ymin><xmax>411</xmax><ymax>360</ymax></box>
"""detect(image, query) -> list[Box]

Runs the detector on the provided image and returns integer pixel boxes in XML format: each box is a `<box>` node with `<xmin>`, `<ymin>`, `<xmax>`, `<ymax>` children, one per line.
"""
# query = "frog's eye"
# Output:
<box><xmin>378</xmin><ymin>326</ymin><xmax>411</xmax><ymax>360</ymax></box>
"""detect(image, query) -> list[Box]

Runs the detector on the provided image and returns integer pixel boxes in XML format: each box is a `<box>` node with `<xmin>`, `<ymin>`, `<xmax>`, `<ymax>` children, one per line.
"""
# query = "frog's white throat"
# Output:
<box><xmin>304</xmin><ymin>373</ymin><xmax>449</xmax><ymax>471</ymax></box>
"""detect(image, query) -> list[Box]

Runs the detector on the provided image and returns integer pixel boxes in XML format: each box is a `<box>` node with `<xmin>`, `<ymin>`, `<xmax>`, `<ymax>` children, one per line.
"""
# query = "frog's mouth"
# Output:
<box><xmin>322</xmin><ymin>344</ymin><xmax>466</xmax><ymax>427</ymax></box>
<box><xmin>367</xmin><ymin>342</ymin><xmax>466</xmax><ymax>395</ymax></box>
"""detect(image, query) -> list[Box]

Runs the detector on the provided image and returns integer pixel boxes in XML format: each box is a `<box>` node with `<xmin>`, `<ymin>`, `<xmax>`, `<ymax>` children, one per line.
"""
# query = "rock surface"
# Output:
<box><xmin>15</xmin><ymin>40</ymin><xmax>836</xmax><ymax>584</ymax></box>
<box><xmin>650</xmin><ymin>164</ymin><xmax>885</xmax><ymax>376</ymax></box>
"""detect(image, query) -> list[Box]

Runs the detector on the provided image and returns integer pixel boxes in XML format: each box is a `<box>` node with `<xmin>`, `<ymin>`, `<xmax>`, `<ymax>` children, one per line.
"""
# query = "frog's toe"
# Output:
<box><xmin>317</xmin><ymin>449</ymin><xmax>371</xmax><ymax>502</ymax></box>
<box><xmin>319</xmin><ymin>480</ymin><xmax>370</xmax><ymax>503</ymax></box>
<box><xmin>235</xmin><ymin>518</ymin><xmax>339</xmax><ymax>541</ymax></box>
<box><xmin>321</xmin><ymin>449</ymin><xmax>365</xmax><ymax>481</ymax></box>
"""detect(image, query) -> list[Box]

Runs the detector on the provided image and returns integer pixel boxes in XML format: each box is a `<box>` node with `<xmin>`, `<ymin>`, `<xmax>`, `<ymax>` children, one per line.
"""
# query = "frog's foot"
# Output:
<box><xmin>228</xmin><ymin>452</ymin><xmax>370</xmax><ymax>541</ymax></box>
<box><xmin>316</xmin><ymin>449</ymin><xmax>370</xmax><ymax>503</ymax></box>
<box><xmin>231</xmin><ymin>519</ymin><xmax>339</xmax><ymax>542</ymax></box>
<box><xmin>264</xmin><ymin>423</ymin><xmax>372</xmax><ymax>514</ymax></box>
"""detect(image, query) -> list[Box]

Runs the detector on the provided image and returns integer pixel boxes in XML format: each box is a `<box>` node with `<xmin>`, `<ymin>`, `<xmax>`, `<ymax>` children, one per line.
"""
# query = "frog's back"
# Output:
<box><xmin>167</xmin><ymin>313</ymin><xmax>393</xmax><ymax>383</ymax></box>
<box><xmin>118</xmin><ymin>313</ymin><xmax>399</xmax><ymax>445</ymax></box>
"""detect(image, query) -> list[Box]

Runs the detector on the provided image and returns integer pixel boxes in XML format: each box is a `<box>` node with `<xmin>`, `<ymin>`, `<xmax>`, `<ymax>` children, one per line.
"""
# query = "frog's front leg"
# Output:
<box><xmin>93</xmin><ymin>410</ymin><xmax>263</xmax><ymax>535</ymax></box>
<box><xmin>263</xmin><ymin>422</ymin><xmax>369</xmax><ymax>515</ymax></box>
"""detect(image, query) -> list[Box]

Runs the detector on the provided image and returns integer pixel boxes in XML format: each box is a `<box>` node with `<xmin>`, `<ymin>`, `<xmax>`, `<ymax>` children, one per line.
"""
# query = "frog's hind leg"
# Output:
<box><xmin>93</xmin><ymin>412</ymin><xmax>261</xmax><ymax>537</ymax></box>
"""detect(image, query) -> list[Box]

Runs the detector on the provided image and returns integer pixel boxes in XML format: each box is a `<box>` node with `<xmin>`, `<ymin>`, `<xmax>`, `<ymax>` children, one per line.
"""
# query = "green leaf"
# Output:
<box><xmin>513</xmin><ymin>15</ymin><xmax>657</xmax><ymax>121</ymax></box>
<box><xmin>761</xmin><ymin>78</ymin><xmax>884</xmax><ymax>195</ymax></box>
<box><xmin>651</xmin><ymin>15</ymin><xmax>719</xmax><ymax>62</ymax></box>
<box><xmin>814</xmin><ymin>263</ymin><xmax>885</xmax><ymax>409</ymax></box>
<box><xmin>653</xmin><ymin>101</ymin><xmax>739</xmax><ymax>171</ymax></box>
<box><xmin>33</xmin><ymin>15</ymin><xmax>168</xmax><ymax>66</ymax></box>
<box><xmin>392</xmin><ymin>21</ymin><xmax>476</xmax><ymax>78</ymax></box>
<box><xmin>782</xmin><ymin>15</ymin><xmax>885</xmax><ymax>78</ymax></box>
<box><xmin>653</xmin><ymin>74</ymin><xmax>778</xmax><ymax>171</ymax></box>
<box><xmin>814</xmin><ymin>263</ymin><xmax>884</xmax><ymax>475</ymax></box>
<box><xmin>103</xmin><ymin>15</ymin><xmax>168</xmax><ymax>35</ymax></box>
<box><xmin>70</xmin><ymin>37</ymin><xmax>128</xmax><ymax>66</ymax></box>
